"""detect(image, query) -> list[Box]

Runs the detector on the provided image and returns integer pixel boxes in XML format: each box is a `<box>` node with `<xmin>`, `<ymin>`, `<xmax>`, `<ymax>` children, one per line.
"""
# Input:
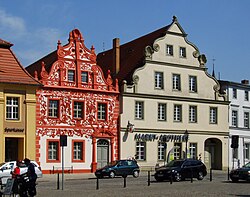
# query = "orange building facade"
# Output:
<box><xmin>26</xmin><ymin>29</ymin><xmax>120</xmax><ymax>173</ymax></box>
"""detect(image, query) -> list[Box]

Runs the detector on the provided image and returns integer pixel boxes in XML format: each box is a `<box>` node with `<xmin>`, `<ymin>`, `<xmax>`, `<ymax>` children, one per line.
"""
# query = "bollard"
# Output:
<box><xmin>123</xmin><ymin>176</ymin><xmax>127</xmax><ymax>188</ymax></box>
<box><xmin>148</xmin><ymin>171</ymin><xmax>150</xmax><ymax>186</ymax></box>
<box><xmin>227</xmin><ymin>167</ymin><xmax>230</xmax><ymax>181</ymax></box>
<box><xmin>191</xmin><ymin>168</ymin><xmax>193</xmax><ymax>183</ymax></box>
<box><xmin>96</xmin><ymin>177</ymin><xmax>99</xmax><ymax>190</ymax></box>
<box><xmin>210</xmin><ymin>168</ymin><xmax>212</xmax><ymax>182</ymax></box>
<box><xmin>170</xmin><ymin>171</ymin><xmax>173</xmax><ymax>184</ymax></box>
<box><xmin>57</xmin><ymin>173</ymin><xmax>60</xmax><ymax>190</ymax></box>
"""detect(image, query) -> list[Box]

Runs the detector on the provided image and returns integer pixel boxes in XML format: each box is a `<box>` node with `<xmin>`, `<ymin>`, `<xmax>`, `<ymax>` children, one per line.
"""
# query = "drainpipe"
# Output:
<box><xmin>113</xmin><ymin>38</ymin><xmax>120</xmax><ymax>75</ymax></box>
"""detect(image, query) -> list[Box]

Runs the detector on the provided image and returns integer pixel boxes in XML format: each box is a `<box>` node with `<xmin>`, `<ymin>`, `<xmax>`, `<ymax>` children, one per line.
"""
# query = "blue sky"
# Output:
<box><xmin>0</xmin><ymin>0</ymin><xmax>250</xmax><ymax>83</ymax></box>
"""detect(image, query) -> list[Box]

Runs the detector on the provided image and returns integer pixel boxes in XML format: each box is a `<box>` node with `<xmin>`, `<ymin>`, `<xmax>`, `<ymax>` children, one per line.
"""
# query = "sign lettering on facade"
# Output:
<box><xmin>4</xmin><ymin>128</ymin><xmax>24</xmax><ymax>133</ymax></box>
<box><xmin>134</xmin><ymin>133</ymin><xmax>188</xmax><ymax>142</ymax></box>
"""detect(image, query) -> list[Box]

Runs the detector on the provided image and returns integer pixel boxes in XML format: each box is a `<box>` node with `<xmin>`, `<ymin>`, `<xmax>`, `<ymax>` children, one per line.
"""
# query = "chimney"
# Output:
<box><xmin>113</xmin><ymin>38</ymin><xmax>120</xmax><ymax>75</ymax></box>
<box><xmin>241</xmin><ymin>79</ymin><xmax>249</xmax><ymax>85</ymax></box>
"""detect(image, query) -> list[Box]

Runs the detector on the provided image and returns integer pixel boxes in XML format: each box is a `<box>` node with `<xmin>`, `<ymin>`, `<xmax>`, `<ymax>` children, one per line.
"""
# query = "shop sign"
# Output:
<box><xmin>134</xmin><ymin>133</ymin><xmax>188</xmax><ymax>142</ymax></box>
<box><xmin>4</xmin><ymin>128</ymin><xmax>24</xmax><ymax>133</ymax></box>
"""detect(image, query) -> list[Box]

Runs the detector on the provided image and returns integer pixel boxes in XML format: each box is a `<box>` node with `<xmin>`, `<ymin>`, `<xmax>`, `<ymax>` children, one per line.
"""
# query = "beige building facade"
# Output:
<box><xmin>97</xmin><ymin>16</ymin><xmax>230</xmax><ymax>170</ymax></box>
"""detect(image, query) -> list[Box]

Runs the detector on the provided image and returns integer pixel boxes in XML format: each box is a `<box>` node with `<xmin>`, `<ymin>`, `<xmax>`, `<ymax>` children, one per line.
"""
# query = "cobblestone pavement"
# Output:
<box><xmin>35</xmin><ymin>171</ymin><xmax>250</xmax><ymax>197</ymax></box>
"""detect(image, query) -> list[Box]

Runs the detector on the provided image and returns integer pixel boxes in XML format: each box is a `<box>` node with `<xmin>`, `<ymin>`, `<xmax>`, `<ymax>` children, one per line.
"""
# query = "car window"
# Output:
<box><xmin>127</xmin><ymin>161</ymin><xmax>134</xmax><ymax>166</ymax></box>
<box><xmin>244</xmin><ymin>162</ymin><xmax>250</xmax><ymax>168</ymax></box>
<box><xmin>183</xmin><ymin>161</ymin><xmax>192</xmax><ymax>167</ymax></box>
<box><xmin>166</xmin><ymin>160</ymin><xmax>184</xmax><ymax>167</ymax></box>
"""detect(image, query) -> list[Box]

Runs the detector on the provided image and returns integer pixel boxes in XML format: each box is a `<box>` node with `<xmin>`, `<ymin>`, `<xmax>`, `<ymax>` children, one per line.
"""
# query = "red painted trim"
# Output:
<box><xmin>71</xmin><ymin>139</ymin><xmax>85</xmax><ymax>163</ymax></box>
<box><xmin>46</xmin><ymin>139</ymin><xmax>61</xmax><ymax>163</ymax></box>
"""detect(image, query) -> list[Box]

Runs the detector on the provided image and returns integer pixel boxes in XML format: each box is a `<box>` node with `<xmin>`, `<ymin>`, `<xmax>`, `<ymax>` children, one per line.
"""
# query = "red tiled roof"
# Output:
<box><xmin>97</xmin><ymin>25</ymin><xmax>171</xmax><ymax>85</ymax></box>
<box><xmin>0</xmin><ymin>39</ymin><xmax>41</xmax><ymax>86</ymax></box>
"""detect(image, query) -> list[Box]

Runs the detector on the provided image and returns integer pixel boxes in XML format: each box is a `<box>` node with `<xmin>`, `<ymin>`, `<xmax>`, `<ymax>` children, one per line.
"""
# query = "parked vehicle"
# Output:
<box><xmin>0</xmin><ymin>160</ymin><xmax>42</xmax><ymax>185</ymax></box>
<box><xmin>230</xmin><ymin>162</ymin><xmax>250</xmax><ymax>182</ymax></box>
<box><xmin>95</xmin><ymin>159</ymin><xmax>140</xmax><ymax>178</ymax></box>
<box><xmin>154</xmin><ymin>159</ymin><xmax>207</xmax><ymax>182</ymax></box>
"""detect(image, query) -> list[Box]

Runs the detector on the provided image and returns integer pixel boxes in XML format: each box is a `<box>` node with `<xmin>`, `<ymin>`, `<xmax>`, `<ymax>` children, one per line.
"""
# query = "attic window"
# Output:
<box><xmin>81</xmin><ymin>71</ymin><xmax>88</xmax><ymax>83</ymax></box>
<box><xmin>166</xmin><ymin>45</ymin><xmax>173</xmax><ymax>56</ymax></box>
<box><xmin>180</xmin><ymin>47</ymin><xmax>186</xmax><ymax>58</ymax></box>
<box><xmin>68</xmin><ymin>70</ymin><xmax>75</xmax><ymax>82</ymax></box>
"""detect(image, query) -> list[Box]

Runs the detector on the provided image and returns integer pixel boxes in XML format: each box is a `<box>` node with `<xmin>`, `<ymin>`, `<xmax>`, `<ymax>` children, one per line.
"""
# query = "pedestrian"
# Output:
<box><xmin>12</xmin><ymin>160</ymin><xmax>21</xmax><ymax>195</ymax></box>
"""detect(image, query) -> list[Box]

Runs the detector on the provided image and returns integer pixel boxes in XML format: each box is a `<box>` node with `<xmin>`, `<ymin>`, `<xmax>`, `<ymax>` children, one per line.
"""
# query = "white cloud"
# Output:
<box><xmin>0</xmin><ymin>8</ymin><xmax>26</xmax><ymax>37</ymax></box>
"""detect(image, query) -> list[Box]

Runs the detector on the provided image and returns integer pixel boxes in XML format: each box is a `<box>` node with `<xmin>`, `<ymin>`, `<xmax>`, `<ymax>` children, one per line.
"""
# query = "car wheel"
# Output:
<box><xmin>197</xmin><ymin>171</ymin><xmax>204</xmax><ymax>180</ymax></box>
<box><xmin>174</xmin><ymin>173</ymin><xmax>181</xmax><ymax>182</ymax></box>
<box><xmin>231</xmin><ymin>177</ymin><xmax>239</xmax><ymax>183</ymax></box>
<box><xmin>133</xmin><ymin>170</ymin><xmax>139</xmax><ymax>178</ymax></box>
<box><xmin>109</xmin><ymin>171</ymin><xmax>115</xmax><ymax>178</ymax></box>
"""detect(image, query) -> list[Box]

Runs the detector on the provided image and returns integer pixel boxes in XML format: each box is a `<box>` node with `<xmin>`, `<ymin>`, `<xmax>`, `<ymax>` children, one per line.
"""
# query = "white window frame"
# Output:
<box><xmin>68</xmin><ymin>70</ymin><xmax>75</xmax><ymax>82</ymax></box>
<box><xmin>174</xmin><ymin>143</ymin><xmax>182</xmax><ymax>160</ymax></box>
<box><xmin>232</xmin><ymin>110</ymin><xmax>238</xmax><ymax>127</ymax></box>
<box><xmin>173</xmin><ymin>74</ymin><xmax>181</xmax><ymax>91</ymax></box>
<box><xmin>189</xmin><ymin>143</ymin><xmax>197</xmax><ymax>159</ymax></box>
<box><xmin>81</xmin><ymin>71</ymin><xmax>88</xmax><ymax>83</ymax></box>
<box><xmin>232</xmin><ymin>88</ymin><xmax>237</xmax><ymax>99</ymax></box>
<box><xmin>74</xmin><ymin>101</ymin><xmax>83</xmax><ymax>119</ymax></box>
<box><xmin>48</xmin><ymin>141</ymin><xmax>59</xmax><ymax>160</ymax></box>
<box><xmin>6</xmin><ymin>97</ymin><xmax>19</xmax><ymax>120</ymax></box>
<box><xmin>245</xmin><ymin>143</ymin><xmax>250</xmax><ymax>160</ymax></box>
<box><xmin>179</xmin><ymin>47</ymin><xmax>186</xmax><ymax>58</ymax></box>
<box><xmin>166</xmin><ymin>44</ymin><xmax>173</xmax><ymax>56</ymax></box>
<box><xmin>174</xmin><ymin>104</ymin><xmax>182</xmax><ymax>122</ymax></box>
<box><xmin>189</xmin><ymin>106</ymin><xmax>197</xmax><ymax>123</ymax></box>
<box><xmin>155</xmin><ymin>72</ymin><xmax>164</xmax><ymax>89</ymax></box>
<box><xmin>158</xmin><ymin>103</ymin><xmax>166</xmax><ymax>121</ymax></box>
<box><xmin>136</xmin><ymin>141</ymin><xmax>146</xmax><ymax>161</ymax></box>
<box><xmin>49</xmin><ymin>100</ymin><xmax>59</xmax><ymax>118</ymax></box>
<box><xmin>135</xmin><ymin>101</ymin><xmax>144</xmax><ymax>120</ymax></box>
<box><xmin>98</xmin><ymin>103</ymin><xmax>107</xmax><ymax>120</ymax></box>
<box><xmin>189</xmin><ymin>76</ymin><xmax>197</xmax><ymax>92</ymax></box>
<box><xmin>73</xmin><ymin>142</ymin><xmax>83</xmax><ymax>160</ymax></box>
<box><xmin>209</xmin><ymin>107</ymin><xmax>217</xmax><ymax>124</ymax></box>
<box><xmin>244</xmin><ymin>112</ymin><xmax>249</xmax><ymax>128</ymax></box>
<box><xmin>158</xmin><ymin>142</ymin><xmax>165</xmax><ymax>161</ymax></box>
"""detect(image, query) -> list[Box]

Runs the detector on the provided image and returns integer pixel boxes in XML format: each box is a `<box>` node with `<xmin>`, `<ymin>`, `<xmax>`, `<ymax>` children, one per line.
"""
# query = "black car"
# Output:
<box><xmin>154</xmin><ymin>159</ymin><xmax>207</xmax><ymax>182</ymax></box>
<box><xmin>230</xmin><ymin>162</ymin><xmax>250</xmax><ymax>182</ymax></box>
<box><xmin>95</xmin><ymin>159</ymin><xmax>140</xmax><ymax>178</ymax></box>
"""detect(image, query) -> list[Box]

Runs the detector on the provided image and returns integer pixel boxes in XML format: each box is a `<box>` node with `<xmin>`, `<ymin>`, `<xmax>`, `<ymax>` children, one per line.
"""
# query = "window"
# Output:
<box><xmin>174</xmin><ymin>104</ymin><xmax>182</xmax><ymax>122</ymax></box>
<box><xmin>49</xmin><ymin>100</ymin><xmax>59</xmax><ymax>118</ymax></box>
<box><xmin>155</xmin><ymin>72</ymin><xmax>163</xmax><ymax>89</ymax></box>
<box><xmin>232</xmin><ymin>110</ymin><xmax>238</xmax><ymax>127</ymax></box>
<box><xmin>232</xmin><ymin>88</ymin><xmax>237</xmax><ymax>99</ymax></box>
<box><xmin>72</xmin><ymin>140</ymin><xmax>84</xmax><ymax>162</ymax></box>
<box><xmin>209</xmin><ymin>107</ymin><xmax>217</xmax><ymax>124</ymax></box>
<box><xmin>48</xmin><ymin>140</ymin><xmax>59</xmax><ymax>161</ymax></box>
<box><xmin>245</xmin><ymin>91</ymin><xmax>249</xmax><ymax>101</ymax></box>
<box><xmin>98</xmin><ymin>103</ymin><xmax>107</xmax><ymax>120</ymax></box>
<box><xmin>136</xmin><ymin>141</ymin><xmax>146</xmax><ymax>160</ymax></box>
<box><xmin>179</xmin><ymin>47</ymin><xmax>186</xmax><ymax>58</ymax></box>
<box><xmin>68</xmin><ymin>70</ymin><xmax>75</xmax><ymax>82</ymax></box>
<box><xmin>166</xmin><ymin>45</ymin><xmax>173</xmax><ymax>56</ymax></box>
<box><xmin>244</xmin><ymin>112</ymin><xmax>249</xmax><ymax>128</ymax></box>
<box><xmin>158</xmin><ymin>142</ymin><xmax>165</xmax><ymax>161</ymax></box>
<box><xmin>189</xmin><ymin>106</ymin><xmax>197</xmax><ymax>123</ymax></box>
<box><xmin>174</xmin><ymin>143</ymin><xmax>182</xmax><ymax>160</ymax></box>
<box><xmin>74</xmin><ymin>102</ymin><xmax>84</xmax><ymax>119</ymax></box>
<box><xmin>173</xmin><ymin>74</ymin><xmax>181</xmax><ymax>91</ymax></box>
<box><xmin>81</xmin><ymin>72</ymin><xmax>88</xmax><ymax>83</ymax></box>
<box><xmin>189</xmin><ymin>76</ymin><xmax>197</xmax><ymax>92</ymax></box>
<box><xmin>158</xmin><ymin>103</ymin><xmax>166</xmax><ymax>121</ymax></box>
<box><xmin>189</xmin><ymin>143</ymin><xmax>197</xmax><ymax>159</ymax></box>
<box><xmin>135</xmin><ymin>101</ymin><xmax>144</xmax><ymax>120</ymax></box>
<box><xmin>245</xmin><ymin>143</ymin><xmax>250</xmax><ymax>160</ymax></box>
<box><xmin>6</xmin><ymin>97</ymin><xmax>19</xmax><ymax>120</ymax></box>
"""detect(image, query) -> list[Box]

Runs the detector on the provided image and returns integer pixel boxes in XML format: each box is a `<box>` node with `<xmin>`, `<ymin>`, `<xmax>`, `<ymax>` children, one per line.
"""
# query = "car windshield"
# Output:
<box><xmin>166</xmin><ymin>160</ymin><xmax>185</xmax><ymax>167</ymax></box>
<box><xmin>107</xmin><ymin>161</ymin><xmax>118</xmax><ymax>166</ymax></box>
<box><xmin>243</xmin><ymin>162</ymin><xmax>250</xmax><ymax>168</ymax></box>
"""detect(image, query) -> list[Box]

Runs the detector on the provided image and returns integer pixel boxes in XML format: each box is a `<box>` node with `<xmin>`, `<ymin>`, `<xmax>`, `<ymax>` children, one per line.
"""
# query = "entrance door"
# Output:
<box><xmin>97</xmin><ymin>139</ymin><xmax>109</xmax><ymax>169</ymax></box>
<box><xmin>5</xmin><ymin>138</ymin><xmax>22</xmax><ymax>162</ymax></box>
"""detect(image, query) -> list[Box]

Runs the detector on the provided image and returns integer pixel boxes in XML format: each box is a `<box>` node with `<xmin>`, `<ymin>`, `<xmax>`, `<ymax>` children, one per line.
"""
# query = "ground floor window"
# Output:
<box><xmin>174</xmin><ymin>143</ymin><xmax>182</xmax><ymax>160</ymax></box>
<box><xmin>47</xmin><ymin>140</ymin><xmax>60</xmax><ymax>162</ymax></box>
<box><xmin>158</xmin><ymin>142</ymin><xmax>165</xmax><ymax>161</ymax></box>
<box><xmin>72</xmin><ymin>140</ymin><xmax>85</xmax><ymax>162</ymax></box>
<box><xmin>189</xmin><ymin>143</ymin><xmax>197</xmax><ymax>159</ymax></box>
<box><xmin>136</xmin><ymin>141</ymin><xmax>146</xmax><ymax>161</ymax></box>
<box><xmin>245</xmin><ymin>143</ymin><xmax>250</xmax><ymax>160</ymax></box>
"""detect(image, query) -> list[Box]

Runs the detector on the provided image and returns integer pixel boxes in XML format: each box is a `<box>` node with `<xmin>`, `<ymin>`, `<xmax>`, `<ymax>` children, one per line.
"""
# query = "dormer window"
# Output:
<box><xmin>166</xmin><ymin>45</ymin><xmax>173</xmax><ymax>56</ymax></box>
<box><xmin>68</xmin><ymin>70</ymin><xmax>75</xmax><ymax>82</ymax></box>
<box><xmin>81</xmin><ymin>71</ymin><xmax>88</xmax><ymax>83</ymax></box>
<box><xmin>179</xmin><ymin>47</ymin><xmax>186</xmax><ymax>58</ymax></box>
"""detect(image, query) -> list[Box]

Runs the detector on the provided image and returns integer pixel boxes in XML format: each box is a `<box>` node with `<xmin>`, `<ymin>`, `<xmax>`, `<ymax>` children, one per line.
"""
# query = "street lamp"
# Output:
<box><xmin>184</xmin><ymin>130</ymin><xmax>189</xmax><ymax>159</ymax></box>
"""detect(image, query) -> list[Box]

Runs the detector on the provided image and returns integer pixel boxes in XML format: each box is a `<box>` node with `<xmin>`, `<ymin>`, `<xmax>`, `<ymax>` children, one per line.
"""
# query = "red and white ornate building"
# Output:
<box><xmin>26</xmin><ymin>29</ymin><xmax>120</xmax><ymax>173</ymax></box>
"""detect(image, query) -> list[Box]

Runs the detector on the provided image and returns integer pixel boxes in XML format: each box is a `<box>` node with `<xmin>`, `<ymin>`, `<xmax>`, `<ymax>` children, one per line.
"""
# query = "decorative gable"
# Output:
<box><xmin>40</xmin><ymin>29</ymin><xmax>118</xmax><ymax>92</ymax></box>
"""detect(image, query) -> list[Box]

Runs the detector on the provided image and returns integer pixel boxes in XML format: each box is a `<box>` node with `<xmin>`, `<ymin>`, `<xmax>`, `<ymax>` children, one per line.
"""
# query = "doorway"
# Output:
<box><xmin>97</xmin><ymin>139</ymin><xmax>109</xmax><ymax>168</ymax></box>
<box><xmin>5</xmin><ymin>137</ymin><xmax>24</xmax><ymax>162</ymax></box>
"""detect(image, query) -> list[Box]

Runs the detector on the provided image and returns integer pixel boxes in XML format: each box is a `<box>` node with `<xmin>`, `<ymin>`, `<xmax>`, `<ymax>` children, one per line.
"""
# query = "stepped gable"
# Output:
<box><xmin>0</xmin><ymin>38</ymin><xmax>41</xmax><ymax>85</ymax></box>
<box><xmin>97</xmin><ymin>25</ymin><xmax>171</xmax><ymax>85</ymax></box>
